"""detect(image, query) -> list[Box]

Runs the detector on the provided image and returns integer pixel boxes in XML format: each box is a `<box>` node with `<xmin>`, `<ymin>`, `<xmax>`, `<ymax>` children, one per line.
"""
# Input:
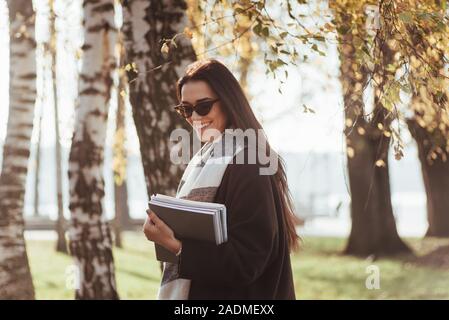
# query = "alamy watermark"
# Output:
<box><xmin>169</xmin><ymin>125</ymin><xmax>279</xmax><ymax>175</ymax></box>
<box><xmin>365</xmin><ymin>264</ymin><xmax>381</xmax><ymax>290</ymax></box>
<box><xmin>65</xmin><ymin>264</ymin><xmax>81</xmax><ymax>290</ymax></box>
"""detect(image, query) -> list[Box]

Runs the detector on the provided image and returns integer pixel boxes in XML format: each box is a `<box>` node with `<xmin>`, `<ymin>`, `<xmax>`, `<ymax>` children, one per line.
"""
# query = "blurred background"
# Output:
<box><xmin>0</xmin><ymin>0</ymin><xmax>448</xmax><ymax>299</ymax></box>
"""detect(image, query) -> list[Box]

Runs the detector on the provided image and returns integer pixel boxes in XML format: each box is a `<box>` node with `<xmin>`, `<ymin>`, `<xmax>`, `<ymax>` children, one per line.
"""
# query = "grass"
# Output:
<box><xmin>26</xmin><ymin>232</ymin><xmax>449</xmax><ymax>299</ymax></box>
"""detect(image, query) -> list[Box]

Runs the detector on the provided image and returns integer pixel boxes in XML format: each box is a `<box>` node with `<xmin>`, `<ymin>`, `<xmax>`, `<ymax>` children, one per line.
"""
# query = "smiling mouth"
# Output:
<box><xmin>194</xmin><ymin>121</ymin><xmax>212</xmax><ymax>130</ymax></box>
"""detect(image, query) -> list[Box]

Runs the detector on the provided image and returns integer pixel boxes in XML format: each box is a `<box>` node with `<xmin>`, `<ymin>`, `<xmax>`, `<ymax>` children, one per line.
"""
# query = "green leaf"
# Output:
<box><xmin>302</xmin><ymin>104</ymin><xmax>316</xmax><ymax>114</ymax></box>
<box><xmin>253</xmin><ymin>22</ymin><xmax>262</xmax><ymax>36</ymax></box>
<box><xmin>276</xmin><ymin>58</ymin><xmax>287</xmax><ymax>66</ymax></box>
<box><xmin>312</xmin><ymin>35</ymin><xmax>325</xmax><ymax>42</ymax></box>
<box><xmin>262</xmin><ymin>26</ymin><xmax>269</xmax><ymax>37</ymax></box>
<box><xmin>311</xmin><ymin>44</ymin><xmax>326</xmax><ymax>56</ymax></box>
<box><xmin>256</xmin><ymin>1</ymin><xmax>264</xmax><ymax>10</ymax></box>
<box><xmin>386</xmin><ymin>63</ymin><xmax>397</xmax><ymax>73</ymax></box>
<box><xmin>360</xmin><ymin>43</ymin><xmax>370</xmax><ymax>56</ymax></box>
<box><xmin>398</xmin><ymin>12</ymin><xmax>413</xmax><ymax>24</ymax></box>
<box><xmin>268</xmin><ymin>60</ymin><xmax>275</xmax><ymax>72</ymax></box>
<box><xmin>336</xmin><ymin>25</ymin><xmax>350</xmax><ymax>35</ymax></box>
<box><xmin>400</xmin><ymin>83</ymin><xmax>412</xmax><ymax>94</ymax></box>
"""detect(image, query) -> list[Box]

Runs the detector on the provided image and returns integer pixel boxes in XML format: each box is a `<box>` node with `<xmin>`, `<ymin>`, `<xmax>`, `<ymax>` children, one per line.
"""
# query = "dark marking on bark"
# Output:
<box><xmin>80</xmin><ymin>87</ymin><xmax>102</xmax><ymax>96</ymax></box>
<box><xmin>81</xmin><ymin>43</ymin><xmax>92</xmax><ymax>51</ymax></box>
<box><xmin>92</xmin><ymin>2</ymin><xmax>114</xmax><ymax>13</ymax></box>
<box><xmin>19</xmin><ymin>73</ymin><xmax>36</xmax><ymax>80</ymax></box>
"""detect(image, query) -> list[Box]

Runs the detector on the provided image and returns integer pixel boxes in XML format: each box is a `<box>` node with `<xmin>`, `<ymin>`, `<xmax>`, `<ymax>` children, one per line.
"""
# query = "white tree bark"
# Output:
<box><xmin>68</xmin><ymin>0</ymin><xmax>119</xmax><ymax>299</ymax></box>
<box><xmin>46</xmin><ymin>0</ymin><xmax>68</xmax><ymax>254</ymax></box>
<box><xmin>0</xmin><ymin>0</ymin><xmax>36</xmax><ymax>300</ymax></box>
<box><xmin>113</xmin><ymin>36</ymin><xmax>130</xmax><ymax>248</ymax></box>
<box><xmin>122</xmin><ymin>0</ymin><xmax>196</xmax><ymax>196</ymax></box>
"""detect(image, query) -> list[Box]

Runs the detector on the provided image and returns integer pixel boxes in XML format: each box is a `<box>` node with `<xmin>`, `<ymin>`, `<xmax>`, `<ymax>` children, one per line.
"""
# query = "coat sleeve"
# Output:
<box><xmin>177</xmin><ymin>161</ymin><xmax>279</xmax><ymax>288</ymax></box>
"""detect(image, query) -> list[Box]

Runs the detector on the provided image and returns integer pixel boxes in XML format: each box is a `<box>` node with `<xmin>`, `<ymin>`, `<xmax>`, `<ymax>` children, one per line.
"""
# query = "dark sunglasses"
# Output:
<box><xmin>174</xmin><ymin>98</ymin><xmax>220</xmax><ymax>119</ymax></box>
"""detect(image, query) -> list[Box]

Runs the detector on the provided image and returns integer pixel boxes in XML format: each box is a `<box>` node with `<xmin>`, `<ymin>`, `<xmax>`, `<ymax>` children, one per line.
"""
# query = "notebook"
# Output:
<box><xmin>148</xmin><ymin>193</ymin><xmax>227</xmax><ymax>263</ymax></box>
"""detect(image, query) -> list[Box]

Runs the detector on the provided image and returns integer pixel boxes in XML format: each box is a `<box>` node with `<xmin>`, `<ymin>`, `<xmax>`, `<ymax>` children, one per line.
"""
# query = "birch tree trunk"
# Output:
<box><xmin>113</xmin><ymin>36</ymin><xmax>130</xmax><ymax>248</ymax></box>
<box><xmin>68</xmin><ymin>0</ymin><xmax>119</xmax><ymax>299</ymax></box>
<box><xmin>0</xmin><ymin>0</ymin><xmax>36</xmax><ymax>300</ymax></box>
<box><xmin>48</xmin><ymin>0</ymin><xmax>68</xmax><ymax>253</ymax></box>
<box><xmin>33</xmin><ymin>95</ymin><xmax>42</xmax><ymax>218</ymax></box>
<box><xmin>121</xmin><ymin>0</ymin><xmax>196</xmax><ymax>197</ymax></box>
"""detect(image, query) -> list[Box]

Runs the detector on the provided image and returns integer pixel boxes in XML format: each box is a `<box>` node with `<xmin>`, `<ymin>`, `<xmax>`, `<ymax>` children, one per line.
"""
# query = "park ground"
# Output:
<box><xmin>27</xmin><ymin>232</ymin><xmax>449</xmax><ymax>299</ymax></box>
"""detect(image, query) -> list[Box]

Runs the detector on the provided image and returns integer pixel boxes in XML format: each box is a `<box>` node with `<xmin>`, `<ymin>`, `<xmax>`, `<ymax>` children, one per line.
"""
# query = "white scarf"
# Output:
<box><xmin>157</xmin><ymin>129</ymin><xmax>246</xmax><ymax>300</ymax></box>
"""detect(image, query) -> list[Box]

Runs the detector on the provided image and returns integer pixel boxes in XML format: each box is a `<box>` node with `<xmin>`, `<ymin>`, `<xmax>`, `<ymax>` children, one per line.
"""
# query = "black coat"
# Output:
<box><xmin>178</xmin><ymin>151</ymin><xmax>296</xmax><ymax>300</ymax></box>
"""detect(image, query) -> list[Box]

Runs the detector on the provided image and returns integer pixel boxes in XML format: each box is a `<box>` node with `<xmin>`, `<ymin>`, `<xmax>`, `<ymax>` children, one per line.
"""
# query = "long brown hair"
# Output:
<box><xmin>176</xmin><ymin>59</ymin><xmax>300</xmax><ymax>252</ymax></box>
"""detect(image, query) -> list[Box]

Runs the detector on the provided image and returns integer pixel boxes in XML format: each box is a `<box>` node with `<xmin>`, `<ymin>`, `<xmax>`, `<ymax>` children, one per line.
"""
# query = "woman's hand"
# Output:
<box><xmin>143</xmin><ymin>209</ymin><xmax>182</xmax><ymax>254</ymax></box>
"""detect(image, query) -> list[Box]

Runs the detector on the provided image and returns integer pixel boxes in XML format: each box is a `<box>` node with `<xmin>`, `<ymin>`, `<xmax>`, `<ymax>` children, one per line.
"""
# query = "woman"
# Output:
<box><xmin>143</xmin><ymin>59</ymin><xmax>299</xmax><ymax>300</ymax></box>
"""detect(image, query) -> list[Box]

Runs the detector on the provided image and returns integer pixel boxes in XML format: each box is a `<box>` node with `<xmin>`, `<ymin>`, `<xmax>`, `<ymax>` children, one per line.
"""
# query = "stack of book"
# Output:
<box><xmin>148</xmin><ymin>194</ymin><xmax>227</xmax><ymax>263</ymax></box>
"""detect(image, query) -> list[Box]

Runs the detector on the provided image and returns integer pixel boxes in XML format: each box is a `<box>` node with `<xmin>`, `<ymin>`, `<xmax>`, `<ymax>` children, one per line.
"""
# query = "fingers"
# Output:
<box><xmin>145</xmin><ymin>209</ymin><xmax>155</xmax><ymax>225</ymax></box>
<box><xmin>142</xmin><ymin>217</ymin><xmax>153</xmax><ymax>240</ymax></box>
<box><xmin>150</xmin><ymin>211</ymin><xmax>161</xmax><ymax>223</ymax></box>
<box><xmin>143</xmin><ymin>210</ymin><xmax>163</xmax><ymax>240</ymax></box>
<box><xmin>146</xmin><ymin>209</ymin><xmax>162</xmax><ymax>226</ymax></box>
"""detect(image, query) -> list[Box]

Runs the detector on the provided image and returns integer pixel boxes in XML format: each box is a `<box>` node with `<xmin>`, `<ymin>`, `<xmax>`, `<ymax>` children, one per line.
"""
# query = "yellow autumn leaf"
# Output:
<box><xmin>345</xmin><ymin>118</ymin><xmax>353</xmax><ymax>127</ymax></box>
<box><xmin>375</xmin><ymin>159</ymin><xmax>386</xmax><ymax>167</ymax></box>
<box><xmin>347</xmin><ymin>146</ymin><xmax>355</xmax><ymax>158</ymax></box>
<box><xmin>184</xmin><ymin>27</ymin><xmax>193</xmax><ymax>39</ymax></box>
<box><xmin>323</xmin><ymin>22</ymin><xmax>335</xmax><ymax>32</ymax></box>
<box><xmin>75</xmin><ymin>48</ymin><xmax>83</xmax><ymax>60</ymax></box>
<box><xmin>161</xmin><ymin>42</ymin><xmax>170</xmax><ymax>54</ymax></box>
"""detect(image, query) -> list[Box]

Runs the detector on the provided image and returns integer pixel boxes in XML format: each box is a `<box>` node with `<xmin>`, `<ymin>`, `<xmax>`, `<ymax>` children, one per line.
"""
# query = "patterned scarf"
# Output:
<box><xmin>157</xmin><ymin>129</ymin><xmax>246</xmax><ymax>300</ymax></box>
